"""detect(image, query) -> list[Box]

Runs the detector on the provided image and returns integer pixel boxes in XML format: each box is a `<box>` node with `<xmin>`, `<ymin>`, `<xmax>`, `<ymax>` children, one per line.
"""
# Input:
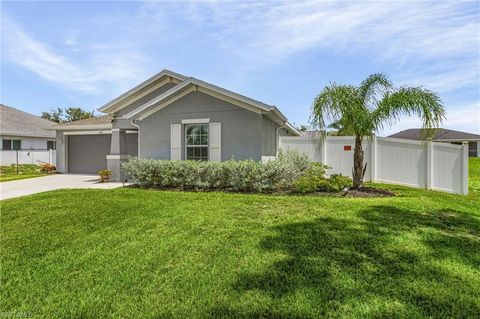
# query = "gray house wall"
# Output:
<box><xmin>113</xmin><ymin>82</ymin><xmax>178</xmax><ymax>130</ymax></box>
<box><xmin>138</xmin><ymin>91</ymin><xmax>273</xmax><ymax>161</ymax></box>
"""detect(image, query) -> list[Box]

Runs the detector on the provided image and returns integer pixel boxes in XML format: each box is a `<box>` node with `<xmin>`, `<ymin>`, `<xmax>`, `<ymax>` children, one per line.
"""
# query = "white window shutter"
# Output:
<box><xmin>170</xmin><ymin>124</ymin><xmax>181</xmax><ymax>160</ymax></box>
<box><xmin>209</xmin><ymin>123</ymin><xmax>221</xmax><ymax>162</ymax></box>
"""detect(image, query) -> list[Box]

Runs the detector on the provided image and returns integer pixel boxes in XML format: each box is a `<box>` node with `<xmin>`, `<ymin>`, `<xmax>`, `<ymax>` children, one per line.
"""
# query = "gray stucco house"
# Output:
<box><xmin>53</xmin><ymin>70</ymin><xmax>300</xmax><ymax>180</ymax></box>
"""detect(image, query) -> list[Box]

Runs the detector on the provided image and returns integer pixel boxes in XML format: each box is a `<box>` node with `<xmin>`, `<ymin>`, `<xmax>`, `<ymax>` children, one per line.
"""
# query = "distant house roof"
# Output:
<box><xmin>55</xmin><ymin>115</ymin><xmax>113</xmax><ymax>127</ymax></box>
<box><xmin>389</xmin><ymin>128</ymin><xmax>480</xmax><ymax>141</ymax></box>
<box><xmin>0</xmin><ymin>104</ymin><xmax>56</xmax><ymax>138</ymax></box>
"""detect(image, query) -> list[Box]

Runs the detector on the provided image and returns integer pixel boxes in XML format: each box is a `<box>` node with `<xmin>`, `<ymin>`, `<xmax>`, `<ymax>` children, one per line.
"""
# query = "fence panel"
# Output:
<box><xmin>0</xmin><ymin>150</ymin><xmax>56</xmax><ymax>166</ymax></box>
<box><xmin>375</xmin><ymin>137</ymin><xmax>426</xmax><ymax>188</ymax></box>
<box><xmin>279</xmin><ymin>135</ymin><xmax>468</xmax><ymax>195</ymax></box>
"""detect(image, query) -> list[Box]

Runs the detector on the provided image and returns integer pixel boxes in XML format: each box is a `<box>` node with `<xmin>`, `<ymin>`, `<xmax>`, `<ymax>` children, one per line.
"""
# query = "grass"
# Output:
<box><xmin>1</xmin><ymin>159</ymin><xmax>479</xmax><ymax>318</ymax></box>
<box><xmin>0</xmin><ymin>164</ymin><xmax>47</xmax><ymax>182</ymax></box>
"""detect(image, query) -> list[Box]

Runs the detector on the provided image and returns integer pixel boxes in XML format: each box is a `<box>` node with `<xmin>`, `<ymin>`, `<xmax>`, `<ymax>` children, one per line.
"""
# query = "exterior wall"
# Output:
<box><xmin>138</xmin><ymin>91</ymin><xmax>263</xmax><ymax>161</ymax></box>
<box><xmin>0</xmin><ymin>135</ymin><xmax>55</xmax><ymax>150</ymax></box>
<box><xmin>468</xmin><ymin>141</ymin><xmax>478</xmax><ymax>157</ymax></box>
<box><xmin>261</xmin><ymin>116</ymin><xmax>278</xmax><ymax>157</ymax></box>
<box><xmin>56</xmin><ymin>131</ymin><xmax>67</xmax><ymax>173</ymax></box>
<box><xmin>279</xmin><ymin>136</ymin><xmax>469</xmax><ymax>195</ymax></box>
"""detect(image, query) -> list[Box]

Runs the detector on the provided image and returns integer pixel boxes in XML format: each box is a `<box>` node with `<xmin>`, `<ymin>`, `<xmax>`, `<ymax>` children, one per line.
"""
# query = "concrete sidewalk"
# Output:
<box><xmin>0</xmin><ymin>174</ymin><xmax>126</xmax><ymax>200</ymax></box>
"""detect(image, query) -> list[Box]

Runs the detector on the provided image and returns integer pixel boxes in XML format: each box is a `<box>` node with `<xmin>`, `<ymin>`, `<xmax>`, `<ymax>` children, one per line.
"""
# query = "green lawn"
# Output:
<box><xmin>1</xmin><ymin>160</ymin><xmax>479</xmax><ymax>318</ymax></box>
<box><xmin>0</xmin><ymin>164</ymin><xmax>47</xmax><ymax>182</ymax></box>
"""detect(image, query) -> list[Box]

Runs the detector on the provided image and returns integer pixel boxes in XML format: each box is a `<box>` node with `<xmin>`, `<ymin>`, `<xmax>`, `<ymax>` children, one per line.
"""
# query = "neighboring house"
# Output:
<box><xmin>0</xmin><ymin>104</ymin><xmax>57</xmax><ymax>151</ymax></box>
<box><xmin>53</xmin><ymin>70</ymin><xmax>300</xmax><ymax>180</ymax></box>
<box><xmin>389</xmin><ymin>128</ymin><xmax>480</xmax><ymax>157</ymax></box>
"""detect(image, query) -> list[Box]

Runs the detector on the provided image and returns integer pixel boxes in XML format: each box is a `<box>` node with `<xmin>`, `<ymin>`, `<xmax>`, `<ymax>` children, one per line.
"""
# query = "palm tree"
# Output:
<box><xmin>311</xmin><ymin>74</ymin><xmax>445</xmax><ymax>189</ymax></box>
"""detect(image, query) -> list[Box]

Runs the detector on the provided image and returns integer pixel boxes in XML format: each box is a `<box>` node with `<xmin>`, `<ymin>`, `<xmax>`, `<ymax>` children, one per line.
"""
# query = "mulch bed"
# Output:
<box><xmin>341</xmin><ymin>187</ymin><xmax>395</xmax><ymax>197</ymax></box>
<box><xmin>126</xmin><ymin>184</ymin><xmax>395</xmax><ymax>197</ymax></box>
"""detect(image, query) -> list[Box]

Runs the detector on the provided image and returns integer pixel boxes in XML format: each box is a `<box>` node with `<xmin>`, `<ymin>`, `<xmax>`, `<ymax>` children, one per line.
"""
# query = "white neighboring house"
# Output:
<box><xmin>0</xmin><ymin>104</ymin><xmax>57</xmax><ymax>165</ymax></box>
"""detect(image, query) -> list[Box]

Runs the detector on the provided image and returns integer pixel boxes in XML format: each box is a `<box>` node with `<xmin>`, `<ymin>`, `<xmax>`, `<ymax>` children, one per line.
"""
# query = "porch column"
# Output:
<box><xmin>107</xmin><ymin>128</ymin><xmax>128</xmax><ymax>181</ymax></box>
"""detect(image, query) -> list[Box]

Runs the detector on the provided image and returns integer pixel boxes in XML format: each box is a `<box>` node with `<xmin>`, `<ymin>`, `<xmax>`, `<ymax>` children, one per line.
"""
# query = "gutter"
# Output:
<box><xmin>131</xmin><ymin>120</ymin><xmax>141</xmax><ymax>156</ymax></box>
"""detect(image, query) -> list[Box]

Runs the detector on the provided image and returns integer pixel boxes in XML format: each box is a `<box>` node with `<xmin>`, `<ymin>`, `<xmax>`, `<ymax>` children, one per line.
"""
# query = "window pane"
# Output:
<box><xmin>47</xmin><ymin>141</ymin><xmax>56</xmax><ymax>150</ymax></box>
<box><xmin>201</xmin><ymin>135</ymin><xmax>208</xmax><ymax>145</ymax></box>
<box><xmin>12</xmin><ymin>140</ymin><xmax>21</xmax><ymax>150</ymax></box>
<box><xmin>2</xmin><ymin>139</ymin><xmax>12</xmax><ymax>150</ymax></box>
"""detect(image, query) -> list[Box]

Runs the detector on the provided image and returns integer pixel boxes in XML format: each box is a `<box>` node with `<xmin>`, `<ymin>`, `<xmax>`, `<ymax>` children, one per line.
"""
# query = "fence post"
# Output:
<box><xmin>321</xmin><ymin>137</ymin><xmax>327</xmax><ymax>165</ymax></box>
<box><xmin>426</xmin><ymin>138</ymin><xmax>433</xmax><ymax>190</ymax></box>
<box><xmin>370</xmin><ymin>134</ymin><xmax>376</xmax><ymax>182</ymax></box>
<box><xmin>462</xmin><ymin>141</ymin><xmax>469</xmax><ymax>195</ymax></box>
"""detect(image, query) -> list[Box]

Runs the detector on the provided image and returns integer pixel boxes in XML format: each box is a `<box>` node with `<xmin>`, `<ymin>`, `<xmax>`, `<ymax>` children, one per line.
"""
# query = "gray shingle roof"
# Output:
<box><xmin>389</xmin><ymin>128</ymin><xmax>480</xmax><ymax>141</ymax></box>
<box><xmin>0</xmin><ymin>104</ymin><xmax>56</xmax><ymax>138</ymax></box>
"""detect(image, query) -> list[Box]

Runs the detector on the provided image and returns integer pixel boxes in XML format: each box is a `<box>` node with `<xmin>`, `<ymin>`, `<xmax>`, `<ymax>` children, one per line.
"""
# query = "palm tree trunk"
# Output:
<box><xmin>352</xmin><ymin>135</ymin><xmax>364</xmax><ymax>189</ymax></box>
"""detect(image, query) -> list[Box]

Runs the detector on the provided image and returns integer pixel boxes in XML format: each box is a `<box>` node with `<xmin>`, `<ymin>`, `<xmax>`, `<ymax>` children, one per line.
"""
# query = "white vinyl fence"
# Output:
<box><xmin>0</xmin><ymin>150</ymin><xmax>56</xmax><ymax>166</ymax></box>
<box><xmin>280</xmin><ymin>136</ymin><xmax>469</xmax><ymax>195</ymax></box>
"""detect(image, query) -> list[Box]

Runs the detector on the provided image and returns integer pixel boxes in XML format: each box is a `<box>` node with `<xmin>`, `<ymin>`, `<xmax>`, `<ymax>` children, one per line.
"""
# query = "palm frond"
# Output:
<box><xmin>372</xmin><ymin>86</ymin><xmax>445</xmax><ymax>132</ymax></box>
<box><xmin>358</xmin><ymin>73</ymin><xmax>393</xmax><ymax>106</ymax></box>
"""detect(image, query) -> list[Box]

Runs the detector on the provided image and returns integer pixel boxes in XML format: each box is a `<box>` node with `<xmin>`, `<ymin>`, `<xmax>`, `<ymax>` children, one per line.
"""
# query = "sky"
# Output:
<box><xmin>1</xmin><ymin>0</ymin><xmax>479</xmax><ymax>136</ymax></box>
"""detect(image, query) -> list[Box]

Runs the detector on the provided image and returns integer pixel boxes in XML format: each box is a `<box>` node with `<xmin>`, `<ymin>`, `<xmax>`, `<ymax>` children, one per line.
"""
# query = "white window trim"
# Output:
<box><xmin>181</xmin><ymin>118</ymin><xmax>210</xmax><ymax>124</ymax></box>
<box><xmin>185</xmin><ymin>123</ymin><xmax>209</xmax><ymax>161</ymax></box>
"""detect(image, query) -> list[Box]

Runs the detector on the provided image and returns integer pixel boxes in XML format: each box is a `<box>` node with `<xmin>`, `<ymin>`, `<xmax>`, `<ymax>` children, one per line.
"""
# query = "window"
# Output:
<box><xmin>12</xmin><ymin>140</ymin><xmax>21</xmax><ymax>150</ymax></box>
<box><xmin>2</xmin><ymin>139</ymin><xmax>11</xmax><ymax>150</ymax></box>
<box><xmin>47</xmin><ymin>141</ymin><xmax>56</xmax><ymax>150</ymax></box>
<box><xmin>185</xmin><ymin>124</ymin><xmax>208</xmax><ymax>161</ymax></box>
<box><xmin>3</xmin><ymin>139</ymin><xmax>21</xmax><ymax>150</ymax></box>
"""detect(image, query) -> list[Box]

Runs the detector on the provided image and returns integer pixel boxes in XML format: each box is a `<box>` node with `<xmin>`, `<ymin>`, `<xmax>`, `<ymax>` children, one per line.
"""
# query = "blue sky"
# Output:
<box><xmin>1</xmin><ymin>0</ymin><xmax>479</xmax><ymax>135</ymax></box>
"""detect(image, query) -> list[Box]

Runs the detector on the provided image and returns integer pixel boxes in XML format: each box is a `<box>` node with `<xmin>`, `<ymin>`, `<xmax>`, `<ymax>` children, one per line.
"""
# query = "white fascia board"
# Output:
<box><xmin>285</xmin><ymin>122</ymin><xmax>302</xmax><ymax>136</ymax></box>
<box><xmin>64</xmin><ymin>130</ymin><xmax>112</xmax><ymax>136</ymax></box>
<box><xmin>435</xmin><ymin>138</ymin><xmax>480</xmax><ymax>142</ymax></box>
<box><xmin>181</xmin><ymin>118</ymin><xmax>210</xmax><ymax>124</ymax></box>
<box><xmin>98</xmin><ymin>70</ymin><xmax>187</xmax><ymax>113</ymax></box>
<box><xmin>52</xmin><ymin>124</ymin><xmax>112</xmax><ymax>131</ymax></box>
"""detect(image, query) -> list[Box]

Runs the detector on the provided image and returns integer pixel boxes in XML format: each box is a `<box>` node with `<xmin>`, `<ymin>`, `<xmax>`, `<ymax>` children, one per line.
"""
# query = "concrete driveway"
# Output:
<box><xmin>0</xmin><ymin>174</ymin><xmax>127</xmax><ymax>200</ymax></box>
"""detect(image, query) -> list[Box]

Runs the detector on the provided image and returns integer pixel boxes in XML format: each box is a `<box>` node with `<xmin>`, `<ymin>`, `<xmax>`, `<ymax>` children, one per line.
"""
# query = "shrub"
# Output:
<box><xmin>122</xmin><ymin>150</ymin><xmax>310</xmax><ymax>193</ymax></box>
<box><xmin>293</xmin><ymin>163</ymin><xmax>328</xmax><ymax>193</ymax></box>
<box><xmin>293</xmin><ymin>165</ymin><xmax>352</xmax><ymax>194</ymax></box>
<box><xmin>39</xmin><ymin>163</ymin><xmax>56</xmax><ymax>173</ymax></box>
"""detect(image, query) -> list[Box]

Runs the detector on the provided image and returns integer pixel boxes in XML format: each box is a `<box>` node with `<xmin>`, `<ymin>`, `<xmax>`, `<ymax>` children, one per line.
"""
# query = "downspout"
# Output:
<box><xmin>131</xmin><ymin>120</ymin><xmax>140</xmax><ymax>157</ymax></box>
<box><xmin>275</xmin><ymin>121</ymin><xmax>288</xmax><ymax>157</ymax></box>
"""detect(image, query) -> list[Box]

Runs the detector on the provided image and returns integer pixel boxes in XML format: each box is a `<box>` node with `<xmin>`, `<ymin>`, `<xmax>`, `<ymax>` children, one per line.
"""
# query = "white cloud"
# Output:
<box><xmin>2</xmin><ymin>16</ymin><xmax>149</xmax><ymax>94</ymax></box>
<box><xmin>167</xmin><ymin>1</ymin><xmax>479</xmax><ymax>93</ymax></box>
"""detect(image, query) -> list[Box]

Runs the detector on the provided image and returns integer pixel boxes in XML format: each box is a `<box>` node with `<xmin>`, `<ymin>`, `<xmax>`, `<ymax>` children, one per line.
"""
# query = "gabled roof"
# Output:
<box><xmin>98</xmin><ymin>70</ymin><xmax>187</xmax><ymax>113</ymax></box>
<box><xmin>0</xmin><ymin>104</ymin><xmax>56</xmax><ymax>138</ymax></box>
<box><xmin>96</xmin><ymin>69</ymin><xmax>300</xmax><ymax>136</ymax></box>
<box><xmin>389</xmin><ymin>128</ymin><xmax>480</xmax><ymax>141</ymax></box>
<box><xmin>53</xmin><ymin>115</ymin><xmax>113</xmax><ymax>130</ymax></box>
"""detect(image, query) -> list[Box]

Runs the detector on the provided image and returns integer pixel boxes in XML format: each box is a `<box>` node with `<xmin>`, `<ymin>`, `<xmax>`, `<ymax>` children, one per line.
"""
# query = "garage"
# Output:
<box><xmin>68</xmin><ymin>134</ymin><xmax>111</xmax><ymax>174</ymax></box>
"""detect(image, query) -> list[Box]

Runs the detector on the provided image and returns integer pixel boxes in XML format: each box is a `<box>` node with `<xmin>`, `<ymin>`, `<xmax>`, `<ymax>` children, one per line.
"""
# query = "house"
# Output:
<box><xmin>53</xmin><ymin>70</ymin><xmax>300</xmax><ymax>180</ymax></box>
<box><xmin>389</xmin><ymin>128</ymin><xmax>480</xmax><ymax>157</ymax></box>
<box><xmin>0</xmin><ymin>104</ymin><xmax>57</xmax><ymax>151</ymax></box>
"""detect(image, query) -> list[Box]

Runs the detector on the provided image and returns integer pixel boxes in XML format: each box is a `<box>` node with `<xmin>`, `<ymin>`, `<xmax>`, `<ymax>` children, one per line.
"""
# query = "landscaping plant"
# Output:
<box><xmin>311</xmin><ymin>73</ymin><xmax>445</xmax><ymax>189</ymax></box>
<box><xmin>39</xmin><ymin>163</ymin><xmax>56</xmax><ymax>173</ymax></box>
<box><xmin>98</xmin><ymin>169</ymin><xmax>112</xmax><ymax>183</ymax></box>
<box><xmin>122</xmin><ymin>150</ymin><xmax>310</xmax><ymax>193</ymax></box>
